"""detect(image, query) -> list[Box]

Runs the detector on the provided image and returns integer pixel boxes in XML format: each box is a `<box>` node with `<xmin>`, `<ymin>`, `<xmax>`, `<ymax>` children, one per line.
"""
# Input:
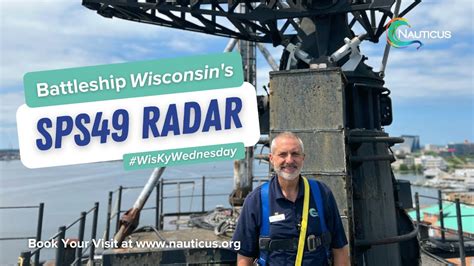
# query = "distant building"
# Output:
<box><xmin>402</xmin><ymin>135</ymin><xmax>420</xmax><ymax>151</ymax></box>
<box><xmin>401</xmin><ymin>156</ymin><xmax>415</xmax><ymax>168</ymax></box>
<box><xmin>418</xmin><ymin>155</ymin><xmax>448</xmax><ymax>170</ymax></box>
<box><xmin>414</xmin><ymin>157</ymin><xmax>422</xmax><ymax>166</ymax></box>
<box><xmin>392</xmin><ymin>156</ymin><xmax>415</xmax><ymax>170</ymax></box>
<box><xmin>447</xmin><ymin>140</ymin><xmax>474</xmax><ymax>156</ymax></box>
<box><xmin>393</xmin><ymin>135</ymin><xmax>420</xmax><ymax>154</ymax></box>
<box><xmin>424</xmin><ymin>144</ymin><xmax>441</xmax><ymax>153</ymax></box>
<box><xmin>454</xmin><ymin>169</ymin><xmax>474</xmax><ymax>178</ymax></box>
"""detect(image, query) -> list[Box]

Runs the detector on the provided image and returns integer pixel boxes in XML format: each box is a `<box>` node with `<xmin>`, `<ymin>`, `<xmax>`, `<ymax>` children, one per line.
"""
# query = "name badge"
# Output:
<box><xmin>269</xmin><ymin>213</ymin><xmax>286</xmax><ymax>223</ymax></box>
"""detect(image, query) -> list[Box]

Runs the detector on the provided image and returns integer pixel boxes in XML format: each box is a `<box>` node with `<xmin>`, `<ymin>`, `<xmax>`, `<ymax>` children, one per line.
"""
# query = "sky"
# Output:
<box><xmin>0</xmin><ymin>0</ymin><xmax>473</xmax><ymax>149</ymax></box>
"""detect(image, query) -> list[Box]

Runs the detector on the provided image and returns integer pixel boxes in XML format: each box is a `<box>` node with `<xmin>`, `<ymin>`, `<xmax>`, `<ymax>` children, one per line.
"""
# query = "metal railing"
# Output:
<box><xmin>414</xmin><ymin>191</ymin><xmax>473</xmax><ymax>266</ymax></box>
<box><xmin>17</xmin><ymin>202</ymin><xmax>99</xmax><ymax>266</ymax></box>
<box><xmin>0</xmin><ymin>203</ymin><xmax>44</xmax><ymax>266</ymax></box>
<box><xmin>104</xmin><ymin>175</ymin><xmax>269</xmax><ymax>239</ymax></box>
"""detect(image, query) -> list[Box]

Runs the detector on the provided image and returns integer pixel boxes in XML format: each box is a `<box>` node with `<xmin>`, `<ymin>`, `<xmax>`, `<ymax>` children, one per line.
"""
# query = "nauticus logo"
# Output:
<box><xmin>386</xmin><ymin>17</ymin><xmax>452</xmax><ymax>49</ymax></box>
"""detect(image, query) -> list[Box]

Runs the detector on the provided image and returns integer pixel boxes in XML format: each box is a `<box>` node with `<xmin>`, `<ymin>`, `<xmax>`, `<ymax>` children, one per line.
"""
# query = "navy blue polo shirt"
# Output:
<box><xmin>232</xmin><ymin>176</ymin><xmax>347</xmax><ymax>265</ymax></box>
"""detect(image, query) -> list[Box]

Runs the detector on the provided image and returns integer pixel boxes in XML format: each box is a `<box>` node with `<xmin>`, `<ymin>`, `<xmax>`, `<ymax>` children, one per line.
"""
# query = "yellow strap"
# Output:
<box><xmin>295</xmin><ymin>176</ymin><xmax>310</xmax><ymax>266</ymax></box>
<box><xmin>18</xmin><ymin>256</ymin><xmax>24</xmax><ymax>266</ymax></box>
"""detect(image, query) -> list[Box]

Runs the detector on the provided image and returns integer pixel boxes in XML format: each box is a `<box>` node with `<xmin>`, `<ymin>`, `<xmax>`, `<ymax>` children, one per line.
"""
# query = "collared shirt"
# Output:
<box><xmin>232</xmin><ymin>175</ymin><xmax>348</xmax><ymax>265</ymax></box>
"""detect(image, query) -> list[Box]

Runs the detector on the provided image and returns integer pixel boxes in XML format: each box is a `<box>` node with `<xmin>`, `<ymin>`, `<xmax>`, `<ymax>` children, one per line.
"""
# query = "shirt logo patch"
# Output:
<box><xmin>309</xmin><ymin>208</ymin><xmax>319</xmax><ymax>218</ymax></box>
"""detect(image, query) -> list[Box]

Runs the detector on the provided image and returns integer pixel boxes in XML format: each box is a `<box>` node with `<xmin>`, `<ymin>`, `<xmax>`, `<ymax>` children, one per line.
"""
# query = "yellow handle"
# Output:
<box><xmin>295</xmin><ymin>176</ymin><xmax>310</xmax><ymax>266</ymax></box>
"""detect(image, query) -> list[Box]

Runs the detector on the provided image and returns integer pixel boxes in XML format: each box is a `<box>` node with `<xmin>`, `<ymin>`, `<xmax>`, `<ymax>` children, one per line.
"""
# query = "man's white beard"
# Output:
<box><xmin>275</xmin><ymin>167</ymin><xmax>300</xmax><ymax>181</ymax></box>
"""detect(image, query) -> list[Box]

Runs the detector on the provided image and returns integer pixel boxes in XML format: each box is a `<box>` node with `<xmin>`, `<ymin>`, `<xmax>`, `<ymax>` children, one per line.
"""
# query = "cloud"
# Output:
<box><xmin>382</xmin><ymin>43</ymin><xmax>473</xmax><ymax>99</ymax></box>
<box><xmin>404</xmin><ymin>0</ymin><xmax>473</xmax><ymax>34</ymax></box>
<box><xmin>0</xmin><ymin>92</ymin><xmax>24</xmax><ymax>149</ymax></box>
<box><xmin>0</xmin><ymin>0</ymin><xmax>223</xmax><ymax>90</ymax></box>
<box><xmin>0</xmin><ymin>92</ymin><xmax>24</xmax><ymax>125</ymax></box>
<box><xmin>356</xmin><ymin>0</ymin><xmax>473</xmax><ymax>101</ymax></box>
<box><xmin>256</xmin><ymin>65</ymin><xmax>273</xmax><ymax>94</ymax></box>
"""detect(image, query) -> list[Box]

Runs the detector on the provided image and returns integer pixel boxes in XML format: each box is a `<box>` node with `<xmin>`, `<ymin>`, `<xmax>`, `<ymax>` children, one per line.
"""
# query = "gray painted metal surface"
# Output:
<box><xmin>349</xmin><ymin>130</ymin><xmax>401</xmax><ymax>265</ymax></box>
<box><xmin>269</xmin><ymin>67</ymin><xmax>351</xmax><ymax>246</ymax></box>
<box><xmin>269</xmin><ymin>68</ymin><xmax>403</xmax><ymax>265</ymax></box>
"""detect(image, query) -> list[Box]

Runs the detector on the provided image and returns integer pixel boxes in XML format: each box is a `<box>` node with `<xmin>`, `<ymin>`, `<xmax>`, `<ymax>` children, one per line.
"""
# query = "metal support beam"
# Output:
<box><xmin>455</xmin><ymin>199</ymin><xmax>466</xmax><ymax>266</ymax></box>
<box><xmin>114</xmin><ymin>168</ymin><xmax>166</xmax><ymax>243</ymax></box>
<box><xmin>34</xmin><ymin>203</ymin><xmax>44</xmax><ymax>266</ymax></box>
<box><xmin>438</xmin><ymin>190</ymin><xmax>445</xmax><ymax>242</ymax></box>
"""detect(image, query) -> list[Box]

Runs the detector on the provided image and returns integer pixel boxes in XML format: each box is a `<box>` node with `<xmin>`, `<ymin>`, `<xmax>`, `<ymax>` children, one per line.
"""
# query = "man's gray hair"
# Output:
<box><xmin>270</xmin><ymin>132</ymin><xmax>304</xmax><ymax>153</ymax></box>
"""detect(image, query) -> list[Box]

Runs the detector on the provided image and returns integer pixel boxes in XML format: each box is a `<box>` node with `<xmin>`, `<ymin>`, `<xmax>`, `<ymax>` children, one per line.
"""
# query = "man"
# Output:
<box><xmin>232</xmin><ymin>132</ymin><xmax>349</xmax><ymax>265</ymax></box>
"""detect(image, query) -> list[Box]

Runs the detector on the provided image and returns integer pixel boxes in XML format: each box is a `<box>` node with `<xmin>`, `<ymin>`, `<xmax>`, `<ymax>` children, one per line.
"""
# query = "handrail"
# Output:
<box><xmin>414</xmin><ymin>192</ymin><xmax>468</xmax><ymax>265</ymax></box>
<box><xmin>355</xmin><ymin>226</ymin><xmax>418</xmax><ymax>247</ymax></box>
<box><xmin>0</xmin><ymin>203</ymin><xmax>43</xmax><ymax>266</ymax></box>
<box><xmin>18</xmin><ymin>202</ymin><xmax>99</xmax><ymax>266</ymax></box>
<box><xmin>418</xmin><ymin>194</ymin><xmax>474</xmax><ymax>206</ymax></box>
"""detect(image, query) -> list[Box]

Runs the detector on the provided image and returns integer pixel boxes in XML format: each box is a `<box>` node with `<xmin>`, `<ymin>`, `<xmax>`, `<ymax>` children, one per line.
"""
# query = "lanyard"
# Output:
<box><xmin>295</xmin><ymin>176</ymin><xmax>310</xmax><ymax>266</ymax></box>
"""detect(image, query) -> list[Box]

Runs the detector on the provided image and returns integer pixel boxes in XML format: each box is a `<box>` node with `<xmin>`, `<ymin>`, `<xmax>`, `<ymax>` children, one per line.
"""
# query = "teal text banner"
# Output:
<box><xmin>123</xmin><ymin>143</ymin><xmax>245</xmax><ymax>170</ymax></box>
<box><xmin>24</xmin><ymin>52</ymin><xmax>243</xmax><ymax>107</ymax></box>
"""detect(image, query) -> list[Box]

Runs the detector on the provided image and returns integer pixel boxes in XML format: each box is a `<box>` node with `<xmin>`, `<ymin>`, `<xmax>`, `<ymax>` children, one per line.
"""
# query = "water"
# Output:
<box><xmin>0</xmin><ymin>161</ymin><xmax>438</xmax><ymax>265</ymax></box>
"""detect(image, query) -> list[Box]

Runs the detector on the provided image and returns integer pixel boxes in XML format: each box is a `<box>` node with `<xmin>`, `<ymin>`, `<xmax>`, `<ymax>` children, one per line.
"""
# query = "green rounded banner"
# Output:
<box><xmin>24</xmin><ymin>52</ymin><xmax>243</xmax><ymax>107</ymax></box>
